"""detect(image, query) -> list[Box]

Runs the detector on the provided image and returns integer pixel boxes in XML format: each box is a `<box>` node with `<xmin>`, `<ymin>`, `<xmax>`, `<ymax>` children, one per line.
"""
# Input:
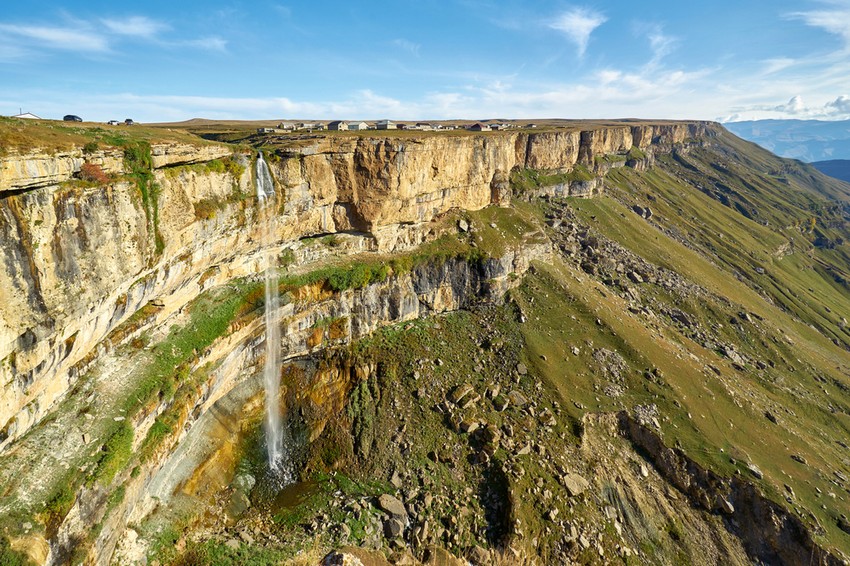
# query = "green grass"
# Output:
<box><xmin>164</xmin><ymin>156</ymin><xmax>246</xmax><ymax>180</ymax></box>
<box><xmin>89</xmin><ymin>421</ymin><xmax>133</xmax><ymax>485</ymax></box>
<box><xmin>509</xmin><ymin>166</ymin><xmax>594</xmax><ymax>194</ymax></box>
<box><xmin>123</xmin><ymin>283</ymin><xmax>261</xmax><ymax>418</ymax></box>
<box><xmin>281</xmin><ymin>261</ymin><xmax>391</xmax><ymax>292</ymax></box>
<box><xmin>0</xmin><ymin>116</ymin><xmax>217</xmax><ymax>156</ymax></box>
<box><xmin>170</xmin><ymin>540</ymin><xmax>293</xmax><ymax>566</ymax></box>
<box><xmin>0</xmin><ymin>536</ymin><xmax>32</xmax><ymax>566</ymax></box>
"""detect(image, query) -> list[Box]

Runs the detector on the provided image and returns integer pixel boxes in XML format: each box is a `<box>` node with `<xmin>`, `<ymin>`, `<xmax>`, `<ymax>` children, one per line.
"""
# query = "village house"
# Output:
<box><xmin>376</xmin><ymin>120</ymin><xmax>396</xmax><ymax>130</ymax></box>
<box><xmin>257</xmin><ymin>127</ymin><xmax>278</xmax><ymax>134</ymax></box>
<box><xmin>12</xmin><ymin>112</ymin><xmax>40</xmax><ymax>119</ymax></box>
<box><xmin>348</xmin><ymin>121</ymin><xmax>369</xmax><ymax>131</ymax></box>
<box><xmin>328</xmin><ymin>121</ymin><xmax>348</xmax><ymax>131</ymax></box>
<box><xmin>468</xmin><ymin>123</ymin><xmax>491</xmax><ymax>132</ymax></box>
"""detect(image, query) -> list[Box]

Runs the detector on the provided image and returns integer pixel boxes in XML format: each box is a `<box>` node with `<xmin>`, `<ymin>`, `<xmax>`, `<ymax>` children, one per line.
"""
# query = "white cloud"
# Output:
<box><xmin>548</xmin><ymin>7</ymin><xmax>607</xmax><ymax>57</ymax></box>
<box><xmin>101</xmin><ymin>16</ymin><xmax>167</xmax><ymax>38</ymax></box>
<box><xmin>726</xmin><ymin>93</ymin><xmax>850</xmax><ymax>121</ymax></box>
<box><xmin>825</xmin><ymin>94</ymin><xmax>850</xmax><ymax>114</ymax></box>
<box><xmin>0</xmin><ymin>24</ymin><xmax>108</xmax><ymax>52</ymax></box>
<box><xmin>774</xmin><ymin>95</ymin><xmax>807</xmax><ymax>114</ymax></box>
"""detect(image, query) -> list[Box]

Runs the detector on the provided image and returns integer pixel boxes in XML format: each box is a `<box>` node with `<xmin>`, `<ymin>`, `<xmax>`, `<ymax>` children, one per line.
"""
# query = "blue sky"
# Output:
<box><xmin>1</xmin><ymin>1</ymin><xmax>849</xmax><ymax>123</ymax></box>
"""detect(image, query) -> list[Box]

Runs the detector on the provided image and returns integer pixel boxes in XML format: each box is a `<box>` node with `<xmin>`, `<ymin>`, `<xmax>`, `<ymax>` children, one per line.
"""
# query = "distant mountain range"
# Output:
<box><xmin>811</xmin><ymin>159</ymin><xmax>850</xmax><ymax>183</ymax></box>
<box><xmin>725</xmin><ymin>119</ymin><xmax>850</xmax><ymax>162</ymax></box>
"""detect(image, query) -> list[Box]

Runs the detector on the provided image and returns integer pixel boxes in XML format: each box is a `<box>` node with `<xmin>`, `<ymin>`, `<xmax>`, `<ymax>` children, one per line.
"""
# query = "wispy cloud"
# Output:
<box><xmin>0</xmin><ymin>15</ymin><xmax>228</xmax><ymax>57</ymax></box>
<box><xmin>647</xmin><ymin>26</ymin><xmax>676</xmax><ymax>65</ymax></box>
<box><xmin>760</xmin><ymin>57</ymin><xmax>796</xmax><ymax>75</ymax></box>
<box><xmin>102</xmin><ymin>16</ymin><xmax>167</xmax><ymax>38</ymax></box>
<box><xmin>787</xmin><ymin>3</ymin><xmax>850</xmax><ymax>48</ymax></box>
<box><xmin>181</xmin><ymin>37</ymin><xmax>228</xmax><ymax>52</ymax></box>
<box><xmin>392</xmin><ymin>39</ymin><xmax>421</xmax><ymax>57</ymax></box>
<box><xmin>273</xmin><ymin>4</ymin><xmax>293</xmax><ymax>19</ymax></box>
<box><xmin>0</xmin><ymin>23</ymin><xmax>108</xmax><ymax>52</ymax></box>
<box><xmin>548</xmin><ymin>7</ymin><xmax>607</xmax><ymax>57</ymax></box>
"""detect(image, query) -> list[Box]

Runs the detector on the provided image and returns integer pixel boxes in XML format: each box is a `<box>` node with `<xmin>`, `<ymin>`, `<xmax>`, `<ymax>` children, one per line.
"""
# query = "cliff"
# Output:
<box><xmin>2</xmin><ymin>119</ymin><xmax>849</xmax><ymax>565</ymax></box>
<box><xmin>0</xmin><ymin>122</ymin><xmax>715</xmax><ymax>451</ymax></box>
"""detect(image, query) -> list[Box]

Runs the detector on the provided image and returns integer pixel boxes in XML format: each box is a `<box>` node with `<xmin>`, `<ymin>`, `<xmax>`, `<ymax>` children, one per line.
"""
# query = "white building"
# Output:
<box><xmin>349</xmin><ymin>121</ymin><xmax>369</xmax><ymax>131</ymax></box>
<box><xmin>376</xmin><ymin>120</ymin><xmax>396</xmax><ymax>130</ymax></box>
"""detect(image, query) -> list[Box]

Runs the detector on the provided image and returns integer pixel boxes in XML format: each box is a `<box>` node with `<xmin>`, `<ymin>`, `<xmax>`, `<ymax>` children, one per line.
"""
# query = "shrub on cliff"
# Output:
<box><xmin>78</xmin><ymin>162</ymin><xmax>110</xmax><ymax>184</ymax></box>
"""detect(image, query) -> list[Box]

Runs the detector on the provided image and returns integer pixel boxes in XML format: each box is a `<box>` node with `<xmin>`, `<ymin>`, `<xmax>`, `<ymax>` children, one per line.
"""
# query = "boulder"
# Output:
<box><xmin>449</xmin><ymin>384</ymin><xmax>474</xmax><ymax>404</ymax></box>
<box><xmin>508</xmin><ymin>390</ymin><xmax>528</xmax><ymax>407</ymax></box>
<box><xmin>384</xmin><ymin>518</ymin><xmax>405</xmax><ymax>538</ymax></box>
<box><xmin>747</xmin><ymin>463</ymin><xmax>764</xmax><ymax>479</ymax></box>
<box><xmin>717</xmin><ymin>496</ymin><xmax>734</xmax><ymax>514</ymax></box>
<box><xmin>468</xmin><ymin>546</ymin><xmax>490</xmax><ymax>565</ymax></box>
<box><xmin>378</xmin><ymin>494</ymin><xmax>408</xmax><ymax>521</ymax></box>
<box><xmin>493</xmin><ymin>395</ymin><xmax>510</xmax><ymax>412</ymax></box>
<box><xmin>323</xmin><ymin>551</ymin><xmax>366</xmax><ymax>566</ymax></box>
<box><xmin>563</xmin><ymin>473</ymin><xmax>590</xmax><ymax>496</ymax></box>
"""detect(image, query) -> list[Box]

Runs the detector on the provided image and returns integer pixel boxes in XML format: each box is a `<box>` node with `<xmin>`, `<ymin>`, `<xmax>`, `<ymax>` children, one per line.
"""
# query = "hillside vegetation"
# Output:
<box><xmin>2</xmin><ymin>120</ymin><xmax>850</xmax><ymax>565</ymax></box>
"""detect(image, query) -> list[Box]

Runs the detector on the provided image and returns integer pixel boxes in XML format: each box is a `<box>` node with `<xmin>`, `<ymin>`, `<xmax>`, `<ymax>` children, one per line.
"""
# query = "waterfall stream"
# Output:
<box><xmin>256</xmin><ymin>153</ymin><xmax>293</xmax><ymax>484</ymax></box>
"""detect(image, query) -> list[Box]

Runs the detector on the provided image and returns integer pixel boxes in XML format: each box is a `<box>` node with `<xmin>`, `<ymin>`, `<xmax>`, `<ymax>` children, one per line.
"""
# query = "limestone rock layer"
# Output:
<box><xmin>0</xmin><ymin>122</ymin><xmax>715</xmax><ymax>449</ymax></box>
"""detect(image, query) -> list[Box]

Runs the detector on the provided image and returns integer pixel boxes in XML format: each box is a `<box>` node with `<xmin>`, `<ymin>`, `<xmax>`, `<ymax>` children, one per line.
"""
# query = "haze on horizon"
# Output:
<box><xmin>1</xmin><ymin>0</ymin><xmax>849</xmax><ymax>124</ymax></box>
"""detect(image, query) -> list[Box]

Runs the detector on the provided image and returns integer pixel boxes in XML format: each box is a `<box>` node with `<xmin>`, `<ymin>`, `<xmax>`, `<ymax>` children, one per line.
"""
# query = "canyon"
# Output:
<box><xmin>1</xmin><ymin>119</ymin><xmax>849</xmax><ymax>565</ymax></box>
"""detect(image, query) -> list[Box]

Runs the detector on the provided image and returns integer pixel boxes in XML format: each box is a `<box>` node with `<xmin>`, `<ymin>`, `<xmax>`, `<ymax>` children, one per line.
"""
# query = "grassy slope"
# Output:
<box><xmin>545</xmin><ymin>131</ymin><xmax>850</xmax><ymax>553</ymax></box>
<box><xmin>0</xmin><ymin>116</ymin><xmax>214</xmax><ymax>155</ymax></box>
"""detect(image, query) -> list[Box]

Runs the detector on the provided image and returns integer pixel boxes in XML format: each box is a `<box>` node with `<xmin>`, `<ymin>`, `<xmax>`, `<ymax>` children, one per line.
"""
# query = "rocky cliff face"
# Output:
<box><xmin>48</xmin><ymin>248</ymin><xmax>548</xmax><ymax>565</ymax></box>
<box><xmin>0</xmin><ymin>122</ymin><xmax>715</xmax><ymax>452</ymax></box>
<box><xmin>0</xmin><ymin>123</ymin><xmax>712</xmax><ymax>447</ymax></box>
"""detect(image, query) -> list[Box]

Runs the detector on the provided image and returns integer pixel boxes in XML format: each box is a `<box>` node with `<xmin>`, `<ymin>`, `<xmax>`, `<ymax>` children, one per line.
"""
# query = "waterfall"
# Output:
<box><xmin>256</xmin><ymin>153</ymin><xmax>292</xmax><ymax>484</ymax></box>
